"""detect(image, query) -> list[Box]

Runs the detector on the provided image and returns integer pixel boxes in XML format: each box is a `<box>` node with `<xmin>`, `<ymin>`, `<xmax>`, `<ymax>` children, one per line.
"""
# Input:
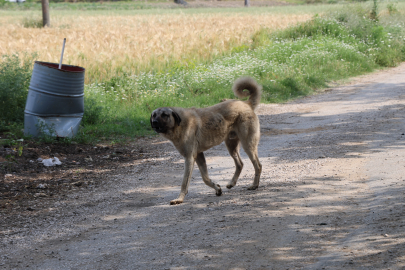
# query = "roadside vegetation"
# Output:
<box><xmin>0</xmin><ymin>1</ymin><xmax>404</xmax><ymax>144</ymax></box>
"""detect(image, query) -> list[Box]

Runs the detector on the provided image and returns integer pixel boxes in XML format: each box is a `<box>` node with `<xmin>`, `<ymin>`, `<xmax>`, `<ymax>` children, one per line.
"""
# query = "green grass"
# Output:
<box><xmin>1</xmin><ymin>3</ymin><xmax>405</xmax><ymax>144</ymax></box>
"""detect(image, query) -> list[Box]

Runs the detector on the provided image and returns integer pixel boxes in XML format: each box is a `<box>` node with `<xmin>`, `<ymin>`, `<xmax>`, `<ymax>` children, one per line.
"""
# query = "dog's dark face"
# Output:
<box><xmin>150</xmin><ymin>108</ymin><xmax>181</xmax><ymax>133</ymax></box>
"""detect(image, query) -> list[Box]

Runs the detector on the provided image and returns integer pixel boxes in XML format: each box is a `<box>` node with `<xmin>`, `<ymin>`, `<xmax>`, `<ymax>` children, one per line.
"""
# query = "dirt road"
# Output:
<box><xmin>2</xmin><ymin>63</ymin><xmax>405</xmax><ymax>269</ymax></box>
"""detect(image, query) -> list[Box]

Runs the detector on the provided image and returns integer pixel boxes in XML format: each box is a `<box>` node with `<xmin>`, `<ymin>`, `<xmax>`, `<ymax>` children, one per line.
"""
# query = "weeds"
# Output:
<box><xmin>82</xmin><ymin>96</ymin><xmax>103</xmax><ymax>126</ymax></box>
<box><xmin>22</xmin><ymin>16</ymin><xmax>42</xmax><ymax>28</ymax></box>
<box><xmin>272</xmin><ymin>9</ymin><xmax>404</xmax><ymax>67</ymax></box>
<box><xmin>0</xmin><ymin>53</ymin><xmax>35</xmax><ymax>131</ymax></box>
<box><xmin>35</xmin><ymin>121</ymin><xmax>58</xmax><ymax>143</ymax></box>
<box><xmin>0</xmin><ymin>127</ymin><xmax>27</xmax><ymax>161</ymax></box>
<box><xmin>387</xmin><ymin>3</ymin><xmax>398</xmax><ymax>15</ymax></box>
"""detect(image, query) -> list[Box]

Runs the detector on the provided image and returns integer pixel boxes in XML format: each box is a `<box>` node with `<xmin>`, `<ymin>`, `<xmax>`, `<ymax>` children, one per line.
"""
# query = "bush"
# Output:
<box><xmin>387</xmin><ymin>3</ymin><xmax>398</xmax><ymax>15</ymax></box>
<box><xmin>82</xmin><ymin>96</ymin><xmax>104</xmax><ymax>126</ymax></box>
<box><xmin>272</xmin><ymin>10</ymin><xmax>405</xmax><ymax>68</ymax></box>
<box><xmin>0</xmin><ymin>54</ymin><xmax>35</xmax><ymax>129</ymax></box>
<box><xmin>22</xmin><ymin>16</ymin><xmax>43</xmax><ymax>28</ymax></box>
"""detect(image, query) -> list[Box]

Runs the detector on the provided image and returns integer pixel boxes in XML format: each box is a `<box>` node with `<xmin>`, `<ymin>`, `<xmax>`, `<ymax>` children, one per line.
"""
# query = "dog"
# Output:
<box><xmin>150</xmin><ymin>77</ymin><xmax>262</xmax><ymax>205</ymax></box>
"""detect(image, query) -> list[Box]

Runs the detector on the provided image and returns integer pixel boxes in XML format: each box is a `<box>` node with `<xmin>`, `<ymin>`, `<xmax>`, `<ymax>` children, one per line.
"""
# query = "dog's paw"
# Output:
<box><xmin>216</xmin><ymin>185</ymin><xmax>222</xmax><ymax>196</ymax></box>
<box><xmin>170</xmin><ymin>199</ymin><xmax>183</xmax><ymax>205</ymax></box>
<box><xmin>226</xmin><ymin>184</ymin><xmax>234</xmax><ymax>189</ymax></box>
<box><xmin>247</xmin><ymin>185</ymin><xmax>258</xmax><ymax>190</ymax></box>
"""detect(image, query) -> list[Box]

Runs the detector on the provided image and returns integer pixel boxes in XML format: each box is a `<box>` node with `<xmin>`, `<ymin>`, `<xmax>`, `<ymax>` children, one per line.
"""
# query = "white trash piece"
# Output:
<box><xmin>41</xmin><ymin>157</ymin><xmax>62</xmax><ymax>167</ymax></box>
<box><xmin>36</xmin><ymin>183</ymin><xmax>47</xmax><ymax>189</ymax></box>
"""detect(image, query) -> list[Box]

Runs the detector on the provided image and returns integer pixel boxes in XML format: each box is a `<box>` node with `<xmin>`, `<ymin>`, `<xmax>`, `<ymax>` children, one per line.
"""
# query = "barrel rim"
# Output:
<box><xmin>35</xmin><ymin>61</ymin><xmax>85</xmax><ymax>73</ymax></box>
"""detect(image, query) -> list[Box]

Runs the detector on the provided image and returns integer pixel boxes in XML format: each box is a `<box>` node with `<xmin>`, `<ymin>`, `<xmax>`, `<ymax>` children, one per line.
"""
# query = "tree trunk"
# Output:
<box><xmin>41</xmin><ymin>0</ymin><xmax>50</xmax><ymax>27</ymax></box>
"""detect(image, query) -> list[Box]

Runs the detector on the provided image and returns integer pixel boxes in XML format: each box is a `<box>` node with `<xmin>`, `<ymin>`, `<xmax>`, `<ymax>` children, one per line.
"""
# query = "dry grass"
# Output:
<box><xmin>0</xmin><ymin>12</ymin><xmax>311</xmax><ymax>83</ymax></box>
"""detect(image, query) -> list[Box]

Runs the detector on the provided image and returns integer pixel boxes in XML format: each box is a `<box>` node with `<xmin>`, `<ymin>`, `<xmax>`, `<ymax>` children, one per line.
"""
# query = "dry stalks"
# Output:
<box><xmin>0</xmin><ymin>13</ymin><xmax>311</xmax><ymax>82</ymax></box>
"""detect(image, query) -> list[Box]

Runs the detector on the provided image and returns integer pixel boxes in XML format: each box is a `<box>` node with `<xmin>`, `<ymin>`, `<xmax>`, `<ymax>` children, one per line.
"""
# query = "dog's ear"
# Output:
<box><xmin>150</xmin><ymin>113</ymin><xmax>153</xmax><ymax>128</ymax></box>
<box><xmin>172</xmin><ymin>111</ymin><xmax>181</xmax><ymax>126</ymax></box>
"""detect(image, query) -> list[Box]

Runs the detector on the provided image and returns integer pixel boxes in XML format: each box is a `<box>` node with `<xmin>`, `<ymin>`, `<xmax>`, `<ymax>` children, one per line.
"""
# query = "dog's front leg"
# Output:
<box><xmin>170</xmin><ymin>157</ymin><xmax>195</xmax><ymax>205</ymax></box>
<box><xmin>196</xmin><ymin>152</ymin><xmax>222</xmax><ymax>196</ymax></box>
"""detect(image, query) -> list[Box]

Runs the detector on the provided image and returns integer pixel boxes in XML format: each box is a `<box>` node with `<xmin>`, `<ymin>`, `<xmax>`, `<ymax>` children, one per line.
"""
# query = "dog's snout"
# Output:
<box><xmin>152</xmin><ymin>120</ymin><xmax>159</xmax><ymax>126</ymax></box>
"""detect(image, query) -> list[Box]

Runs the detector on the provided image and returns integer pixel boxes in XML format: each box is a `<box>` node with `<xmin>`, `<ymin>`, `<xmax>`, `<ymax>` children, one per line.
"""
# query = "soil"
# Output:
<box><xmin>0</xmin><ymin>138</ymin><xmax>159</xmax><ymax>217</ymax></box>
<box><xmin>1</xmin><ymin>63</ymin><xmax>405</xmax><ymax>269</ymax></box>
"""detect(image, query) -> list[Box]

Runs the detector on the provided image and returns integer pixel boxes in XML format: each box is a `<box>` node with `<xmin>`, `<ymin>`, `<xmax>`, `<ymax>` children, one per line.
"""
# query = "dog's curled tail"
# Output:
<box><xmin>232</xmin><ymin>77</ymin><xmax>262</xmax><ymax>110</ymax></box>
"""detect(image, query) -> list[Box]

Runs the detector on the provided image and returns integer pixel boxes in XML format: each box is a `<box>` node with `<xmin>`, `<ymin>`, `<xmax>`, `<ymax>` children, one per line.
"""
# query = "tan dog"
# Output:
<box><xmin>150</xmin><ymin>77</ymin><xmax>262</xmax><ymax>205</ymax></box>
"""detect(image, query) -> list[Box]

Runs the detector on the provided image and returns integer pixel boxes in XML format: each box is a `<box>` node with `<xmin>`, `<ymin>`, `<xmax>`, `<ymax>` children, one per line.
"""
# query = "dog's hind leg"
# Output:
<box><xmin>225</xmin><ymin>135</ymin><xmax>244</xmax><ymax>189</ymax></box>
<box><xmin>196</xmin><ymin>152</ymin><xmax>222</xmax><ymax>196</ymax></box>
<box><xmin>245</xmin><ymin>150</ymin><xmax>262</xmax><ymax>190</ymax></box>
<box><xmin>237</xmin><ymin>121</ymin><xmax>262</xmax><ymax>190</ymax></box>
<box><xmin>170</xmin><ymin>157</ymin><xmax>195</xmax><ymax>205</ymax></box>
<box><xmin>241</xmin><ymin>139</ymin><xmax>262</xmax><ymax>190</ymax></box>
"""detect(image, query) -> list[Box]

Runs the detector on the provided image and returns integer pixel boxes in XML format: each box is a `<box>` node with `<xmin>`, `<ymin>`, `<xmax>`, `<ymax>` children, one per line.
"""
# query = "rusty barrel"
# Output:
<box><xmin>24</xmin><ymin>61</ymin><xmax>85</xmax><ymax>138</ymax></box>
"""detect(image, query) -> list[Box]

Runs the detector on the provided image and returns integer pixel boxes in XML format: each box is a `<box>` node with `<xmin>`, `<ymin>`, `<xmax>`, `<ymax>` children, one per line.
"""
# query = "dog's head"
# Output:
<box><xmin>150</xmin><ymin>108</ymin><xmax>181</xmax><ymax>133</ymax></box>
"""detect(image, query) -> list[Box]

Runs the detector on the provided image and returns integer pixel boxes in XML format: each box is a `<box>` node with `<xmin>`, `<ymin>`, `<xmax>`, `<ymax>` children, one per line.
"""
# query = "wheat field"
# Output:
<box><xmin>0</xmin><ymin>11</ymin><xmax>311</xmax><ymax>83</ymax></box>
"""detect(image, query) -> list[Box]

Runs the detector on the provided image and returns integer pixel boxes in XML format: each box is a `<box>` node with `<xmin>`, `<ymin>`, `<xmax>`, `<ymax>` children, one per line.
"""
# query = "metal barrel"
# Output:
<box><xmin>24</xmin><ymin>61</ymin><xmax>85</xmax><ymax>138</ymax></box>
